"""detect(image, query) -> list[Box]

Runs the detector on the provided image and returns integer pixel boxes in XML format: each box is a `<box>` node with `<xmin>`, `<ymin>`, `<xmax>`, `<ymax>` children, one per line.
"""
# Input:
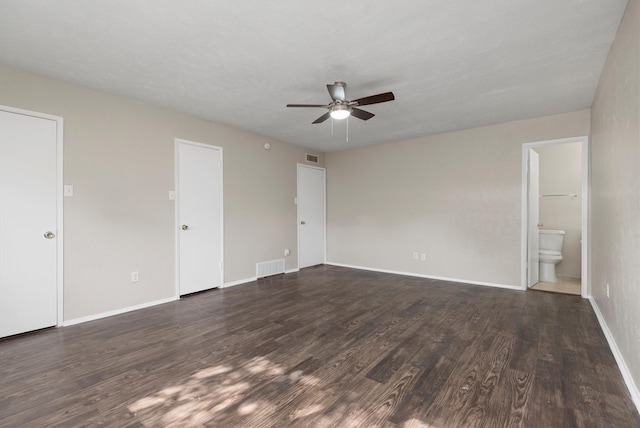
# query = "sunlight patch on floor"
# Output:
<box><xmin>402</xmin><ymin>418</ymin><xmax>436</xmax><ymax>427</ymax></box>
<box><xmin>127</xmin><ymin>355</ymin><xmax>322</xmax><ymax>426</ymax></box>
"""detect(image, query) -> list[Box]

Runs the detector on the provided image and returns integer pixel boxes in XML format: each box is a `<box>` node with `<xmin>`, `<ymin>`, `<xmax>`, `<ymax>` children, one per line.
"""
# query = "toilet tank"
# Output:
<box><xmin>539</xmin><ymin>229</ymin><xmax>565</xmax><ymax>251</ymax></box>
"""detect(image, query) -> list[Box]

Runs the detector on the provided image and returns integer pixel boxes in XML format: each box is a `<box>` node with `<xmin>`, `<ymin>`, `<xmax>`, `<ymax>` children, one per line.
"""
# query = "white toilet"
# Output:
<box><xmin>539</xmin><ymin>229</ymin><xmax>565</xmax><ymax>282</ymax></box>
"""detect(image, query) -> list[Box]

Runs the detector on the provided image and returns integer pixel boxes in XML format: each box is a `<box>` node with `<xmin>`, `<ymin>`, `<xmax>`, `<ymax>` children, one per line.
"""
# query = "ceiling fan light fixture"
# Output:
<box><xmin>330</xmin><ymin>106</ymin><xmax>351</xmax><ymax>120</ymax></box>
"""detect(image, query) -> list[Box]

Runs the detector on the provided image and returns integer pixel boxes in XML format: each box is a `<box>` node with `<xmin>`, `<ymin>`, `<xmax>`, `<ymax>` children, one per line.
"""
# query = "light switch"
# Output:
<box><xmin>169</xmin><ymin>191</ymin><xmax>175</xmax><ymax>200</ymax></box>
<box><xmin>64</xmin><ymin>185</ymin><xmax>74</xmax><ymax>197</ymax></box>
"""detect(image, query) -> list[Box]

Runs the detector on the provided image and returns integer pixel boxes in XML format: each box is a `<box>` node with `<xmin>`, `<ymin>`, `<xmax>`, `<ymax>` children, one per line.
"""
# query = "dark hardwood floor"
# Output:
<box><xmin>1</xmin><ymin>266</ymin><xmax>638</xmax><ymax>427</ymax></box>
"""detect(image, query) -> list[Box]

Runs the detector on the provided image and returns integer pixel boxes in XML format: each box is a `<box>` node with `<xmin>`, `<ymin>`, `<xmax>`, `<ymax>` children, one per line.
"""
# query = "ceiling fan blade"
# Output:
<box><xmin>312</xmin><ymin>112</ymin><xmax>331</xmax><ymax>124</ymax></box>
<box><xmin>352</xmin><ymin>91</ymin><xmax>395</xmax><ymax>106</ymax></box>
<box><xmin>350</xmin><ymin>108</ymin><xmax>375</xmax><ymax>121</ymax></box>
<box><xmin>287</xmin><ymin>104</ymin><xmax>329</xmax><ymax>108</ymax></box>
<box><xmin>327</xmin><ymin>82</ymin><xmax>347</xmax><ymax>102</ymax></box>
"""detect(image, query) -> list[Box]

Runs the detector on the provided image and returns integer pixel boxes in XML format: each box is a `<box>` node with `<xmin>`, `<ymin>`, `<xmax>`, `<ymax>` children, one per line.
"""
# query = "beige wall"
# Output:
<box><xmin>590</xmin><ymin>0</ymin><xmax>640</xmax><ymax>403</ymax></box>
<box><xmin>0</xmin><ymin>65</ymin><xmax>324</xmax><ymax>321</ymax></box>
<box><xmin>536</xmin><ymin>142</ymin><xmax>582</xmax><ymax>278</ymax></box>
<box><xmin>326</xmin><ymin>110</ymin><xmax>590</xmax><ymax>287</ymax></box>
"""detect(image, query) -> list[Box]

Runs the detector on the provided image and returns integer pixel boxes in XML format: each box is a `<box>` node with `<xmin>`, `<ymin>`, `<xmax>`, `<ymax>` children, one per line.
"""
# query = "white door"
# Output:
<box><xmin>0</xmin><ymin>108</ymin><xmax>60</xmax><ymax>338</ymax></box>
<box><xmin>527</xmin><ymin>149</ymin><xmax>540</xmax><ymax>287</ymax></box>
<box><xmin>298</xmin><ymin>164</ymin><xmax>325</xmax><ymax>268</ymax></box>
<box><xmin>176</xmin><ymin>140</ymin><xmax>223</xmax><ymax>295</ymax></box>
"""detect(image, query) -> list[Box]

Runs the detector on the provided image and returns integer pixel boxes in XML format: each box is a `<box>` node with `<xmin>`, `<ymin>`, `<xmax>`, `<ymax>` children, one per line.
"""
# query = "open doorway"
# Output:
<box><xmin>521</xmin><ymin>136</ymin><xmax>589</xmax><ymax>297</ymax></box>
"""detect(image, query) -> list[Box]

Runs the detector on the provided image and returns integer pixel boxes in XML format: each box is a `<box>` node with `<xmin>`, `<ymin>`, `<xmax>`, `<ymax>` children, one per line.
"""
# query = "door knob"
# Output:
<box><xmin>300</xmin><ymin>221</ymin><xmax>305</xmax><ymax>225</ymax></box>
<box><xmin>537</xmin><ymin>223</ymin><xmax>543</xmax><ymax>227</ymax></box>
<box><xmin>181</xmin><ymin>224</ymin><xmax>189</xmax><ymax>230</ymax></box>
<box><xmin>44</xmin><ymin>231</ymin><xmax>55</xmax><ymax>239</ymax></box>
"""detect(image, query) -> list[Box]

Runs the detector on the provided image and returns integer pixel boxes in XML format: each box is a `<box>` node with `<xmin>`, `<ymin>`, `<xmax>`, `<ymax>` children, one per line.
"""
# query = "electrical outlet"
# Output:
<box><xmin>606</xmin><ymin>283</ymin><xmax>610</xmax><ymax>298</ymax></box>
<box><xmin>413</xmin><ymin>252</ymin><xmax>419</xmax><ymax>260</ymax></box>
<box><xmin>131</xmin><ymin>272</ymin><xmax>139</xmax><ymax>282</ymax></box>
<box><xmin>421</xmin><ymin>253</ymin><xmax>426</xmax><ymax>261</ymax></box>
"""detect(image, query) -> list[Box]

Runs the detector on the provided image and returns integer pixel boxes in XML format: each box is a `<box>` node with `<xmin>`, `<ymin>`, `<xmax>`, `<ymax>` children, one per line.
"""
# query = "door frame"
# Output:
<box><xmin>1</xmin><ymin>104</ymin><xmax>64</xmax><ymax>325</ymax></box>
<box><xmin>520</xmin><ymin>136</ymin><xmax>589</xmax><ymax>297</ymax></box>
<box><xmin>174</xmin><ymin>138</ymin><xmax>224</xmax><ymax>297</ymax></box>
<box><xmin>526</xmin><ymin>149</ymin><xmax>540</xmax><ymax>288</ymax></box>
<box><xmin>297</xmin><ymin>163</ymin><xmax>326</xmax><ymax>269</ymax></box>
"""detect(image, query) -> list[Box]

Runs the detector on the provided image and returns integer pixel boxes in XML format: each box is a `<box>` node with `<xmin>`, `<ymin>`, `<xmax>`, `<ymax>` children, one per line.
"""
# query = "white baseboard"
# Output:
<box><xmin>63</xmin><ymin>296</ymin><xmax>178</xmax><ymax>327</ymax></box>
<box><xmin>222</xmin><ymin>277</ymin><xmax>257</xmax><ymax>288</ymax></box>
<box><xmin>223</xmin><ymin>268</ymin><xmax>300</xmax><ymax>289</ymax></box>
<box><xmin>588</xmin><ymin>296</ymin><xmax>640</xmax><ymax>412</ymax></box>
<box><xmin>62</xmin><ymin>269</ymin><xmax>299</xmax><ymax>326</ymax></box>
<box><xmin>557</xmin><ymin>274</ymin><xmax>581</xmax><ymax>279</ymax></box>
<box><xmin>326</xmin><ymin>262</ymin><xmax>521</xmax><ymax>291</ymax></box>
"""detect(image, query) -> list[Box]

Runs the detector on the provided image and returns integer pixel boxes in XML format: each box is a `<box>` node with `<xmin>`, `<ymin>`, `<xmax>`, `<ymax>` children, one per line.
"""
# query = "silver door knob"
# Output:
<box><xmin>300</xmin><ymin>221</ymin><xmax>305</xmax><ymax>225</ymax></box>
<box><xmin>181</xmin><ymin>225</ymin><xmax>189</xmax><ymax>230</ymax></box>
<box><xmin>537</xmin><ymin>223</ymin><xmax>543</xmax><ymax>227</ymax></box>
<box><xmin>44</xmin><ymin>231</ymin><xmax>55</xmax><ymax>239</ymax></box>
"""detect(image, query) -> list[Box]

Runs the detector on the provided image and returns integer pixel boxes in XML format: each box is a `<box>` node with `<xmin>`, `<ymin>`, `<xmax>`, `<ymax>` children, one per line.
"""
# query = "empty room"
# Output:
<box><xmin>1</xmin><ymin>1</ymin><xmax>639</xmax><ymax>426</ymax></box>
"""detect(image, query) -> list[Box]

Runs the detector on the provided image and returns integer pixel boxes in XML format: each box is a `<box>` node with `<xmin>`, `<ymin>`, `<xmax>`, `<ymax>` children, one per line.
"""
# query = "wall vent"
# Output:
<box><xmin>256</xmin><ymin>259</ymin><xmax>285</xmax><ymax>278</ymax></box>
<box><xmin>306</xmin><ymin>153</ymin><xmax>319</xmax><ymax>163</ymax></box>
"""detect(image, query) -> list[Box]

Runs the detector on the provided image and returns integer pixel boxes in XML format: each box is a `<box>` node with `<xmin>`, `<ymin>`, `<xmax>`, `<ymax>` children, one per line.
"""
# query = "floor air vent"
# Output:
<box><xmin>256</xmin><ymin>259</ymin><xmax>285</xmax><ymax>278</ymax></box>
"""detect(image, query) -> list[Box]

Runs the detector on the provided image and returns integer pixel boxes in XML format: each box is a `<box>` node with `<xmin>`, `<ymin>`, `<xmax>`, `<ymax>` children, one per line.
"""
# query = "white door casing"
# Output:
<box><xmin>527</xmin><ymin>149</ymin><xmax>540</xmax><ymax>287</ymax></box>
<box><xmin>521</xmin><ymin>136</ymin><xmax>589</xmax><ymax>297</ymax></box>
<box><xmin>176</xmin><ymin>140</ymin><xmax>223</xmax><ymax>295</ymax></box>
<box><xmin>0</xmin><ymin>107</ymin><xmax>63</xmax><ymax>338</ymax></box>
<box><xmin>297</xmin><ymin>164</ymin><xmax>326</xmax><ymax>269</ymax></box>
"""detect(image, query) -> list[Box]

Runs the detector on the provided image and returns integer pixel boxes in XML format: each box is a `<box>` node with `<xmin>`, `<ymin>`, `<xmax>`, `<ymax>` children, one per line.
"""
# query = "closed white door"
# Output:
<box><xmin>0</xmin><ymin>109</ymin><xmax>60</xmax><ymax>338</ymax></box>
<box><xmin>176</xmin><ymin>140</ymin><xmax>223</xmax><ymax>295</ymax></box>
<box><xmin>527</xmin><ymin>149</ymin><xmax>540</xmax><ymax>287</ymax></box>
<box><xmin>298</xmin><ymin>164</ymin><xmax>325</xmax><ymax>268</ymax></box>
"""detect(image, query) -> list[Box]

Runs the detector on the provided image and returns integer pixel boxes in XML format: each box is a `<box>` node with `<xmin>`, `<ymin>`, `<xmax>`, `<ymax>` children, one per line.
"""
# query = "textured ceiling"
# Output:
<box><xmin>0</xmin><ymin>1</ymin><xmax>629</xmax><ymax>152</ymax></box>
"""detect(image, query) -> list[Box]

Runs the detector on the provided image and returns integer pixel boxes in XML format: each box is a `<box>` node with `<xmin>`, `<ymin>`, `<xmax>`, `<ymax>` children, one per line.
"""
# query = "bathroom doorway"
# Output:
<box><xmin>521</xmin><ymin>136</ymin><xmax>589</xmax><ymax>297</ymax></box>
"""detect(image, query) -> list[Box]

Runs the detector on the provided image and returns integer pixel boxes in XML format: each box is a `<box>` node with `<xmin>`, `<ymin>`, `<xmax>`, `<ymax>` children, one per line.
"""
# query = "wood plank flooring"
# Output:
<box><xmin>1</xmin><ymin>265</ymin><xmax>638</xmax><ymax>427</ymax></box>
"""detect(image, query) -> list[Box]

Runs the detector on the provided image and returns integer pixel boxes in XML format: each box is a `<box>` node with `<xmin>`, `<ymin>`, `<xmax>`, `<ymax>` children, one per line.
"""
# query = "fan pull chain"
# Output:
<box><xmin>346</xmin><ymin>117</ymin><xmax>349</xmax><ymax>142</ymax></box>
<box><xmin>331</xmin><ymin>117</ymin><xmax>334</xmax><ymax>136</ymax></box>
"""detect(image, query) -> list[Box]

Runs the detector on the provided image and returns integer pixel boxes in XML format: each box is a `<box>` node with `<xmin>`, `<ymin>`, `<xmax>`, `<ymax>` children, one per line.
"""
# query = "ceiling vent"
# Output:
<box><xmin>306</xmin><ymin>153</ymin><xmax>319</xmax><ymax>163</ymax></box>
